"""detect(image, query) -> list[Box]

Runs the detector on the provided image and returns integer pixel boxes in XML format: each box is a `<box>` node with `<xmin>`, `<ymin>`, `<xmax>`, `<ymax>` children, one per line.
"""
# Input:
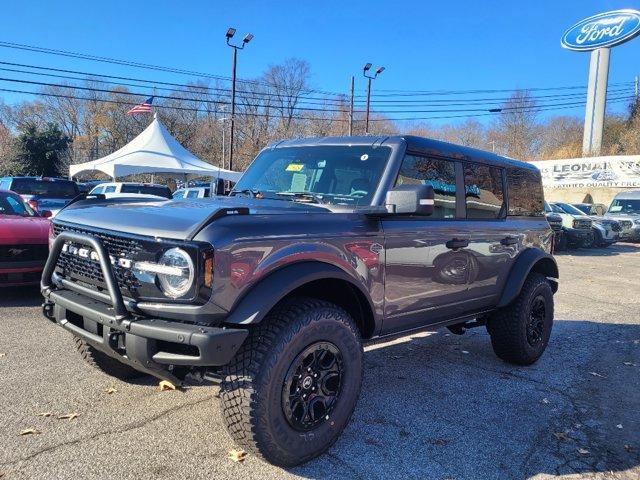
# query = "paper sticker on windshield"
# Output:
<box><xmin>609</xmin><ymin>205</ymin><xmax>622</xmax><ymax>212</ymax></box>
<box><xmin>286</xmin><ymin>163</ymin><xmax>304</xmax><ymax>172</ymax></box>
<box><xmin>360</xmin><ymin>154</ymin><xmax>369</xmax><ymax>161</ymax></box>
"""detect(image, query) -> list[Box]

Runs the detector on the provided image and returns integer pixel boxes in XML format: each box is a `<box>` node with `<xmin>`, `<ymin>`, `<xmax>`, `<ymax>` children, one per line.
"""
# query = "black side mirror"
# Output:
<box><xmin>385</xmin><ymin>184</ymin><xmax>435</xmax><ymax>216</ymax></box>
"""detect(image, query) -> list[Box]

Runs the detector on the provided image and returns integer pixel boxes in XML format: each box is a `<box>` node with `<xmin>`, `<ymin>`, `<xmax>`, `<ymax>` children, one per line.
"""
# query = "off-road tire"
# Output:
<box><xmin>74</xmin><ymin>337</ymin><xmax>142</xmax><ymax>380</ymax></box>
<box><xmin>220</xmin><ymin>297</ymin><xmax>363</xmax><ymax>467</ymax></box>
<box><xmin>487</xmin><ymin>273</ymin><xmax>554</xmax><ymax>365</ymax></box>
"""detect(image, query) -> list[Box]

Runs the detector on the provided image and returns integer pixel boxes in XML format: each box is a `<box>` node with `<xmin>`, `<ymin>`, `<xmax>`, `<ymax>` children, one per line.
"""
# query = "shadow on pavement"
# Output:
<box><xmin>556</xmin><ymin>242</ymin><xmax>640</xmax><ymax>257</ymax></box>
<box><xmin>0</xmin><ymin>285</ymin><xmax>42</xmax><ymax>308</ymax></box>
<box><xmin>292</xmin><ymin>319</ymin><xmax>640</xmax><ymax>479</ymax></box>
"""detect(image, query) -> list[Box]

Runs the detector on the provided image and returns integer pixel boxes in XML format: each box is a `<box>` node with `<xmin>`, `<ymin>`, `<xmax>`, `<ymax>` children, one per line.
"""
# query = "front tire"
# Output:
<box><xmin>220</xmin><ymin>298</ymin><xmax>363</xmax><ymax>467</ymax></box>
<box><xmin>74</xmin><ymin>337</ymin><xmax>142</xmax><ymax>380</ymax></box>
<box><xmin>487</xmin><ymin>273</ymin><xmax>554</xmax><ymax>365</ymax></box>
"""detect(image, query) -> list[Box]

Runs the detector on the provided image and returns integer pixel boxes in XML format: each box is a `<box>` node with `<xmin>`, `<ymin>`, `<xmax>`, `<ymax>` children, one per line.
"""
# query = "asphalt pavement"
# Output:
<box><xmin>0</xmin><ymin>244</ymin><xmax>639</xmax><ymax>479</ymax></box>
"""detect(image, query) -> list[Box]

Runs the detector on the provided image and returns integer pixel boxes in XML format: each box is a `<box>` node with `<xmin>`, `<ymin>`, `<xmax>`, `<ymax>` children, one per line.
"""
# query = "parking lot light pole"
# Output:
<box><xmin>363</xmin><ymin>63</ymin><xmax>385</xmax><ymax>135</ymax></box>
<box><xmin>226</xmin><ymin>28</ymin><xmax>253</xmax><ymax>172</ymax></box>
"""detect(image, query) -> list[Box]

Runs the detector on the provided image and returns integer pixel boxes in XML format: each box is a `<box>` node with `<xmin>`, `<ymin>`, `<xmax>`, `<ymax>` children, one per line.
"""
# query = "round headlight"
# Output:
<box><xmin>157</xmin><ymin>248</ymin><xmax>194</xmax><ymax>298</ymax></box>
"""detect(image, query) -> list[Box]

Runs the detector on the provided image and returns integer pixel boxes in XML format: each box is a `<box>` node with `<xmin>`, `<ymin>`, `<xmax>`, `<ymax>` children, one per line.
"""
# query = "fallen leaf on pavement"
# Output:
<box><xmin>553</xmin><ymin>432</ymin><xmax>569</xmax><ymax>441</ymax></box>
<box><xmin>228</xmin><ymin>449</ymin><xmax>247</xmax><ymax>462</ymax></box>
<box><xmin>623</xmin><ymin>362</ymin><xmax>637</xmax><ymax>367</ymax></box>
<box><xmin>159</xmin><ymin>380</ymin><xmax>176</xmax><ymax>391</ymax></box>
<box><xmin>589</xmin><ymin>371</ymin><xmax>606</xmax><ymax>378</ymax></box>
<box><xmin>57</xmin><ymin>412</ymin><xmax>79</xmax><ymax>421</ymax></box>
<box><xmin>541</xmin><ymin>398</ymin><xmax>550</xmax><ymax>404</ymax></box>
<box><xmin>461</xmin><ymin>350</ymin><xmax>470</xmax><ymax>354</ymax></box>
<box><xmin>19</xmin><ymin>428</ymin><xmax>40</xmax><ymax>436</ymax></box>
<box><xmin>0</xmin><ymin>353</ymin><xmax>6</xmax><ymax>357</ymax></box>
<box><xmin>104</xmin><ymin>387</ymin><xmax>118</xmax><ymax>394</ymax></box>
<box><xmin>625</xmin><ymin>444</ymin><xmax>635</xmax><ymax>453</ymax></box>
<box><xmin>577</xmin><ymin>448</ymin><xmax>590</xmax><ymax>455</ymax></box>
<box><xmin>36</xmin><ymin>412</ymin><xmax>53</xmax><ymax>417</ymax></box>
<box><xmin>616</xmin><ymin>424</ymin><xmax>623</xmax><ymax>429</ymax></box>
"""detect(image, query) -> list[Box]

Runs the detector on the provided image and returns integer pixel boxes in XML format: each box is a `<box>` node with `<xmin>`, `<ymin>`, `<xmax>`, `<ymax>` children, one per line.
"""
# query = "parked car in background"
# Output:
<box><xmin>0</xmin><ymin>190</ymin><xmax>51</xmax><ymax>286</ymax></box>
<box><xmin>172</xmin><ymin>186</ymin><xmax>211</xmax><ymax>199</ymax></box>
<box><xmin>605</xmin><ymin>191</ymin><xmax>640</xmax><ymax>242</ymax></box>
<box><xmin>544</xmin><ymin>205</ymin><xmax>565</xmax><ymax>251</ymax></box>
<box><xmin>552</xmin><ymin>202</ymin><xmax>617</xmax><ymax>248</ymax></box>
<box><xmin>88</xmin><ymin>182</ymin><xmax>172</xmax><ymax>199</ymax></box>
<box><xmin>0</xmin><ymin>177</ymin><xmax>79</xmax><ymax>217</ymax></box>
<box><xmin>570</xmin><ymin>202</ymin><xmax>621</xmax><ymax>247</ymax></box>
<box><xmin>572</xmin><ymin>203</ymin><xmax>607</xmax><ymax>216</ymax></box>
<box><xmin>77</xmin><ymin>179</ymin><xmax>108</xmax><ymax>194</ymax></box>
<box><xmin>548</xmin><ymin>202</ymin><xmax>593</xmax><ymax>248</ymax></box>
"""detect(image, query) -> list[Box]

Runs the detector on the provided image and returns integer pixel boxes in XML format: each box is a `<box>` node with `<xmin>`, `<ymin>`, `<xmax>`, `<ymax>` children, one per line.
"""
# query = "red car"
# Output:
<box><xmin>0</xmin><ymin>190</ymin><xmax>51</xmax><ymax>287</ymax></box>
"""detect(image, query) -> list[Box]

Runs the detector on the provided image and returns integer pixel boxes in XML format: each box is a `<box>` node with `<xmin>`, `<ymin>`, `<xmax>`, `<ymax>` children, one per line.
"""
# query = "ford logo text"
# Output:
<box><xmin>561</xmin><ymin>9</ymin><xmax>640</xmax><ymax>51</ymax></box>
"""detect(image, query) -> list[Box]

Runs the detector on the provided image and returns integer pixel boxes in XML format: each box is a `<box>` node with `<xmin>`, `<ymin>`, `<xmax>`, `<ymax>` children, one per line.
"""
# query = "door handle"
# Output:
<box><xmin>446</xmin><ymin>238</ymin><xmax>469</xmax><ymax>250</ymax></box>
<box><xmin>500</xmin><ymin>236</ymin><xmax>518</xmax><ymax>246</ymax></box>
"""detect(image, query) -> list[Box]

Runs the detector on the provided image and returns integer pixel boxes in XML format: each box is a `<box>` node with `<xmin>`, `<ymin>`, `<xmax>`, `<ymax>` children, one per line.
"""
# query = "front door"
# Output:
<box><xmin>382</xmin><ymin>154</ymin><xmax>470</xmax><ymax>334</ymax></box>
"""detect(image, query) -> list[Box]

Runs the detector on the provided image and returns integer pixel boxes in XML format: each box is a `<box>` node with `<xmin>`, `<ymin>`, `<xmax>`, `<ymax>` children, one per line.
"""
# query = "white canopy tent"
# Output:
<box><xmin>69</xmin><ymin>116</ymin><xmax>242</xmax><ymax>182</ymax></box>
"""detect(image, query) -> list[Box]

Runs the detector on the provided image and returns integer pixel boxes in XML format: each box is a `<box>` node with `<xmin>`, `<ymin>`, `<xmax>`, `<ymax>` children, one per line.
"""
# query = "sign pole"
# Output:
<box><xmin>582</xmin><ymin>48</ymin><xmax>610</xmax><ymax>157</ymax></box>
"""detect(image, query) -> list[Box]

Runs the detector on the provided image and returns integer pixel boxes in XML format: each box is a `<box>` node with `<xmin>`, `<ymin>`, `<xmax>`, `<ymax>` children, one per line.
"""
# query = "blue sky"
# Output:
<box><xmin>0</xmin><ymin>0</ymin><xmax>639</xmax><ymax>124</ymax></box>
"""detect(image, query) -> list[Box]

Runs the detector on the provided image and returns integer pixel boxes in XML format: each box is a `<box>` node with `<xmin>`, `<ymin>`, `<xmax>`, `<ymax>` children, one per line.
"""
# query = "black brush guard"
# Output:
<box><xmin>41</xmin><ymin>231</ymin><xmax>247</xmax><ymax>381</ymax></box>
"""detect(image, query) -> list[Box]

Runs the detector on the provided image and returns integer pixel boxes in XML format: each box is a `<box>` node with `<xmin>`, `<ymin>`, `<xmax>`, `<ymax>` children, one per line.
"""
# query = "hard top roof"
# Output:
<box><xmin>613</xmin><ymin>190</ymin><xmax>640</xmax><ymax>199</ymax></box>
<box><xmin>268</xmin><ymin>135</ymin><xmax>538</xmax><ymax>171</ymax></box>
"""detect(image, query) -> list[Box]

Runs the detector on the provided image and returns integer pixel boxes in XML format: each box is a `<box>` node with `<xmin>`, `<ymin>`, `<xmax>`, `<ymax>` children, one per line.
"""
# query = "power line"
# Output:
<box><xmin>2</xmin><ymin>60</ymin><xmax>634</xmax><ymax>109</ymax></box>
<box><xmin>1</xmin><ymin>85</ymin><xmax>634</xmax><ymax>123</ymax></box>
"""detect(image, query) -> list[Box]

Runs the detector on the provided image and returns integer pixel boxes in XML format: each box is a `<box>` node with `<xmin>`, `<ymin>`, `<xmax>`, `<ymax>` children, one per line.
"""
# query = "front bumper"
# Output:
<box><xmin>619</xmin><ymin>227</ymin><xmax>640</xmax><ymax>241</ymax></box>
<box><xmin>563</xmin><ymin>228</ymin><xmax>592</xmax><ymax>244</ymax></box>
<box><xmin>0</xmin><ymin>263</ymin><xmax>44</xmax><ymax>286</ymax></box>
<box><xmin>41</xmin><ymin>231</ymin><xmax>247</xmax><ymax>382</ymax></box>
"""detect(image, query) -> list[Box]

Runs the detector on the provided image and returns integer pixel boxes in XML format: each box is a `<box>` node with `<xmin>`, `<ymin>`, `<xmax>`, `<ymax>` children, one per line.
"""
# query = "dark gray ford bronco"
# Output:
<box><xmin>41</xmin><ymin>135</ymin><xmax>558</xmax><ymax>466</ymax></box>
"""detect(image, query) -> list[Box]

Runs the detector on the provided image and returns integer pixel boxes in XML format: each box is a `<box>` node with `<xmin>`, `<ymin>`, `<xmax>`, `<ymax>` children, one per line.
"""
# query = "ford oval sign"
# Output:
<box><xmin>561</xmin><ymin>9</ymin><xmax>640</xmax><ymax>51</ymax></box>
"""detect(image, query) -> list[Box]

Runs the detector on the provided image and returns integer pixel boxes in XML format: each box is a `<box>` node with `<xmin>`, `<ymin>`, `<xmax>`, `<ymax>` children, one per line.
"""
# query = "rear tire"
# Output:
<box><xmin>74</xmin><ymin>337</ymin><xmax>142</xmax><ymax>380</ymax></box>
<box><xmin>220</xmin><ymin>297</ymin><xmax>363</xmax><ymax>467</ymax></box>
<box><xmin>487</xmin><ymin>273</ymin><xmax>554</xmax><ymax>365</ymax></box>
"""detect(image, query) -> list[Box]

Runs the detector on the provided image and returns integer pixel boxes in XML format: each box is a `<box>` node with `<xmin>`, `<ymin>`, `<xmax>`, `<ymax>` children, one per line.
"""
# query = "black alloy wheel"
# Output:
<box><xmin>526</xmin><ymin>295</ymin><xmax>546</xmax><ymax>347</ymax></box>
<box><xmin>282</xmin><ymin>342</ymin><xmax>344</xmax><ymax>431</ymax></box>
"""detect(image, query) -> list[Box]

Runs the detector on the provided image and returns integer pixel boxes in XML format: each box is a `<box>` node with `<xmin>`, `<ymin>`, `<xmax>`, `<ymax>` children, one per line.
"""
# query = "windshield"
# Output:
<box><xmin>0</xmin><ymin>192</ymin><xmax>36</xmax><ymax>216</ymax></box>
<box><xmin>233</xmin><ymin>145</ymin><xmax>392</xmax><ymax>206</ymax></box>
<box><xmin>609</xmin><ymin>198</ymin><xmax>640</xmax><ymax>214</ymax></box>
<box><xmin>11</xmin><ymin>178</ymin><xmax>78</xmax><ymax>198</ymax></box>
<box><xmin>555</xmin><ymin>202</ymin><xmax>588</xmax><ymax>216</ymax></box>
<box><xmin>573</xmin><ymin>204</ymin><xmax>590</xmax><ymax>214</ymax></box>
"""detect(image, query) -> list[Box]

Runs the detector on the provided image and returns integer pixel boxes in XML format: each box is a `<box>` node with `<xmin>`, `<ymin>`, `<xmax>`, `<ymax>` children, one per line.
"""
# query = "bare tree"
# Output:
<box><xmin>490</xmin><ymin>90</ymin><xmax>539</xmax><ymax>159</ymax></box>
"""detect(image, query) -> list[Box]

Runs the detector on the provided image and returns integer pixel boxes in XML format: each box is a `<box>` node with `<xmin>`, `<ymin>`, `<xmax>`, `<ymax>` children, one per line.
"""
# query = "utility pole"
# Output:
<box><xmin>225</xmin><ymin>28</ymin><xmax>253</xmax><ymax>172</ymax></box>
<box><xmin>348</xmin><ymin>76</ymin><xmax>354</xmax><ymax>136</ymax></box>
<box><xmin>362</xmin><ymin>63</ymin><xmax>385</xmax><ymax>135</ymax></box>
<box><xmin>635</xmin><ymin>75</ymin><xmax>639</xmax><ymax>97</ymax></box>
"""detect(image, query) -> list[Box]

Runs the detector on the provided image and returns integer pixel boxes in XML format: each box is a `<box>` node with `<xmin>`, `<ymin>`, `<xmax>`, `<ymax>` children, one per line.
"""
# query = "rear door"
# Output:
<box><xmin>461</xmin><ymin>162</ymin><xmax>517</xmax><ymax>309</ymax></box>
<box><xmin>382</xmin><ymin>154</ymin><xmax>470</xmax><ymax>332</ymax></box>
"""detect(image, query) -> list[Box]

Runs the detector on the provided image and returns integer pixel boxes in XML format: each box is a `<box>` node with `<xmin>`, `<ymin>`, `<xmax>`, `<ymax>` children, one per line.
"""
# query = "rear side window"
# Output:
<box><xmin>10</xmin><ymin>179</ymin><xmax>79</xmax><ymax>198</ymax></box>
<box><xmin>506</xmin><ymin>168</ymin><xmax>544</xmax><ymax>217</ymax></box>
<box><xmin>463</xmin><ymin>164</ymin><xmax>505</xmax><ymax>219</ymax></box>
<box><xmin>104</xmin><ymin>185</ymin><xmax>117</xmax><ymax>193</ymax></box>
<box><xmin>395</xmin><ymin>155</ymin><xmax>456</xmax><ymax>219</ymax></box>
<box><xmin>186</xmin><ymin>189</ymin><xmax>200</xmax><ymax>199</ymax></box>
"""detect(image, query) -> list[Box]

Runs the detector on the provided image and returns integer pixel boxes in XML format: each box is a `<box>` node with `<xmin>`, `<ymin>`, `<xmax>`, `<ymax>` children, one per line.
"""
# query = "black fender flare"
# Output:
<box><xmin>497</xmin><ymin>248</ymin><xmax>558</xmax><ymax>308</ymax></box>
<box><xmin>224</xmin><ymin>261</ymin><xmax>375</xmax><ymax>326</ymax></box>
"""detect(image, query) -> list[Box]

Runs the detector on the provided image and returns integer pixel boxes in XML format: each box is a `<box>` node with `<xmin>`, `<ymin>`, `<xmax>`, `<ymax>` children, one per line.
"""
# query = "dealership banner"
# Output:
<box><xmin>528</xmin><ymin>155</ymin><xmax>640</xmax><ymax>189</ymax></box>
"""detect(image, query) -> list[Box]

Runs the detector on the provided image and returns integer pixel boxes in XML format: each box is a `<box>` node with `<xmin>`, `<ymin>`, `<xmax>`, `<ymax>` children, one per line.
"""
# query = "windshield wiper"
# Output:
<box><xmin>230</xmin><ymin>188</ymin><xmax>262</xmax><ymax>198</ymax></box>
<box><xmin>276</xmin><ymin>191</ymin><xmax>326</xmax><ymax>204</ymax></box>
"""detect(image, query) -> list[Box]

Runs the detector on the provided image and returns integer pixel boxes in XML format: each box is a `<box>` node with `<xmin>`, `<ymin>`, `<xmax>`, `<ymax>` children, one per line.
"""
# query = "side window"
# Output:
<box><xmin>0</xmin><ymin>179</ymin><xmax>9</xmax><ymax>190</ymax></box>
<box><xmin>396</xmin><ymin>155</ymin><xmax>456</xmax><ymax>219</ymax></box>
<box><xmin>506</xmin><ymin>168</ymin><xmax>544</xmax><ymax>217</ymax></box>
<box><xmin>464</xmin><ymin>163</ymin><xmax>505</xmax><ymax>219</ymax></box>
<box><xmin>186</xmin><ymin>189</ymin><xmax>199</xmax><ymax>199</ymax></box>
<box><xmin>91</xmin><ymin>186</ymin><xmax>104</xmax><ymax>194</ymax></box>
<box><xmin>104</xmin><ymin>185</ymin><xmax>117</xmax><ymax>193</ymax></box>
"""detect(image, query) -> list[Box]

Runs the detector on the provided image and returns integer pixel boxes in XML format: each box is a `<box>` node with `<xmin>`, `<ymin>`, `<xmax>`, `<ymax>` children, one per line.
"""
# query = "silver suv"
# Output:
<box><xmin>605</xmin><ymin>191</ymin><xmax>640</xmax><ymax>241</ymax></box>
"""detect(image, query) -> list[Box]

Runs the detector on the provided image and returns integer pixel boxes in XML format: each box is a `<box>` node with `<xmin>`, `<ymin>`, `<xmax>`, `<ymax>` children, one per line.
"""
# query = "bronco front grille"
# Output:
<box><xmin>53</xmin><ymin>224</ymin><xmax>144</xmax><ymax>296</ymax></box>
<box><xmin>619</xmin><ymin>220</ymin><xmax>633</xmax><ymax>230</ymax></box>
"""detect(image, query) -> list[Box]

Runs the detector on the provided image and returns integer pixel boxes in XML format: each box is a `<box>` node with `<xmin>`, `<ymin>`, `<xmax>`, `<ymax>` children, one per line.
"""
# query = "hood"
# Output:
<box><xmin>605</xmin><ymin>212</ymin><xmax>640</xmax><ymax>220</ymax></box>
<box><xmin>0</xmin><ymin>215</ymin><xmax>50</xmax><ymax>244</ymax></box>
<box><xmin>54</xmin><ymin>196</ymin><xmax>331</xmax><ymax>240</ymax></box>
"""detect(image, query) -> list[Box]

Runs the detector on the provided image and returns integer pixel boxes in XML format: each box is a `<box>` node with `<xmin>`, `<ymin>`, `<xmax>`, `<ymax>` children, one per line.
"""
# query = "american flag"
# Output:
<box><xmin>127</xmin><ymin>96</ymin><xmax>154</xmax><ymax>115</ymax></box>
